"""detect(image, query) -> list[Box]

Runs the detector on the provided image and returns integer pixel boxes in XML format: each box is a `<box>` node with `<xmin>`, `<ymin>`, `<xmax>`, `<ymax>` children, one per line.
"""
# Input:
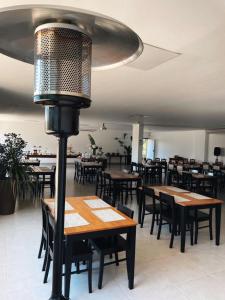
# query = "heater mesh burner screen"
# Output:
<box><xmin>34</xmin><ymin>25</ymin><xmax>92</xmax><ymax>104</ymax></box>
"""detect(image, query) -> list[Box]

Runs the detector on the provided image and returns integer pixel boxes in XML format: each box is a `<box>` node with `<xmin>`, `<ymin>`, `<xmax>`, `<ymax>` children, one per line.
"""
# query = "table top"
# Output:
<box><xmin>182</xmin><ymin>171</ymin><xmax>217</xmax><ymax>179</ymax></box>
<box><xmin>74</xmin><ymin>159</ymin><xmax>102</xmax><ymax>167</ymax></box>
<box><xmin>149</xmin><ymin>185</ymin><xmax>223</xmax><ymax>207</ymax></box>
<box><xmin>105</xmin><ymin>170</ymin><xmax>140</xmax><ymax>180</ymax></box>
<box><xmin>26</xmin><ymin>154</ymin><xmax>79</xmax><ymax>158</ymax></box>
<box><xmin>21</xmin><ymin>159</ymin><xmax>40</xmax><ymax>165</ymax></box>
<box><xmin>30</xmin><ymin>166</ymin><xmax>54</xmax><ymax>174</ymax></box>
<box><xmin>45</xmin><ymin>195</ymin><xmax>136</xmax><ymax>236</ymax></box>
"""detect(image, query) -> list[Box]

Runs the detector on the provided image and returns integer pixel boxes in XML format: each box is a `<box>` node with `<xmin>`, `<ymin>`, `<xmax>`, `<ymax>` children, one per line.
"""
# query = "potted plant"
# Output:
<box><xmin>115</xmin><ymin>133</ymin><xmax>132</xmax><ymax>165</ymax></box>
<box><xmin>0</xmin><ymin>133</ymin><xmax>32</xmax><ymax>215</ymax></box>
<box><xmin>88</xmin><ymin>134</ymin><xmax>99</xmax><ymax>156</ymax></box>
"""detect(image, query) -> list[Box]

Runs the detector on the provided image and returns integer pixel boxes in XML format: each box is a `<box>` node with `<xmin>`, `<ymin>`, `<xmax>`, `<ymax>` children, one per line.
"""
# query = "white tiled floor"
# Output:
<box><xmin>1</xmin><ymin>165</ymin><xmax>225</xmax><ymax>300</ymax></box>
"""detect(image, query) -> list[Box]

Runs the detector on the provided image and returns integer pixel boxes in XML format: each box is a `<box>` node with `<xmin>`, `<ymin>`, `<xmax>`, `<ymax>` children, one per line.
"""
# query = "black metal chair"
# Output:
<box><xmin>157</xmin><ymin>192</ymin><xmax>194</xmax><ymax>248</ymax></box>
<box><xmin>90</xmin><ymin>204</ymin><xmax>134</xmax><ymax>289</ymax></box>
<box><xmin>39</xmin><ymin>165</ymin><xmax>56</xmax><ymax>197</ymax></box>
<box><xmin>43</xmin><ymin>210</ymin><xmax>93</xmax><ymax>294</ymax></box>
<box><xmin>189</xmin><ymin>208</ymin><xmax>213</xmax><ymax>244</ymax></box>
<box><xmin>140</xmin><ymin>187</ymin><xmax>160</xmax><ymax>234</ymax></box>
<box><xmin>102</xmin><ymin>195</ymin><xmax>116</xmax><ymax>207</ymax></box>
<box><xmin>38</xmin><ymin>201</ymin><xmax>49</xmax><ymax>272</ymax></box>
<box><xmin>95</xmin><ymin>170</ymin><xmax>104</xmax><ymax>198</ymax></box>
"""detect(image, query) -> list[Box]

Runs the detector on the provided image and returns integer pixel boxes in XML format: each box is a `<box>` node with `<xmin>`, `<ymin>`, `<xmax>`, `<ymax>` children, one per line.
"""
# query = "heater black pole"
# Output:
<box><xmin>49</xmin><ymin>135</ymin><xmax>68</xmax><ymax>300</ymax></box>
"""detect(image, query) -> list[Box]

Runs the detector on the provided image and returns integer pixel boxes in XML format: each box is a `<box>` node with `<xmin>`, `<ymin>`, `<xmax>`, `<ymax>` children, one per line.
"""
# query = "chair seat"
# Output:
<box><xmin>91</xmin><ymin>235</ymin><xmax>126</xmax><ymax>254</ymax></box>
<box><xmin>189</xmin><ymin>210</ymin><xmax>210</xmax><ymax>221</ymax></box>
<box><xmin>145</xmin><ymin>203</ymin><xmax>160</xmax><ymax>214</ymax></box>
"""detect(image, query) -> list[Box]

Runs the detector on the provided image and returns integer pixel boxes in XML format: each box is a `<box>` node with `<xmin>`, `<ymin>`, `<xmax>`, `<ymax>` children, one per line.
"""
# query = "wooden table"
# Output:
<box><xmin>29</xmin><ymin>166</ymin><xmax>54</xmax><ymax>176</ymax></box>
<box><xmin>45</xmin><ymin>195</ymin><xmax>137</xmax><ymax>298</ymax></box>
<box><xmin>21</xmin><ymin>159</ymin><xmax>40</xmax><ymax>166</ymax></box>
<box><xmin>104</xmin><ymin>171</ymin><xmax>141</xmax><ymax>202</ymax></box>
<box><xmin>141</xmin><ymin>185</ymin><xmax>223</xmax><ymax>253</ymax></box>
<box><xmin>182</xmin><ymin>171</ymin><xmax>218</xmax><ymax>197</ymax></box>
<box><xmin>26</xmin><ymin>153</ymin><xmax>79</xmax><ymax>158</ymax></box>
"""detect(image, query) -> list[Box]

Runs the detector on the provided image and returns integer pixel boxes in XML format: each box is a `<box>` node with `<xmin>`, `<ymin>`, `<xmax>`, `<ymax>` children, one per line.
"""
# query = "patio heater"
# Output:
<box><xmin>0</xmin><ymin>6</ymin><xmax>143</xmax><ymax>300</ymax></box>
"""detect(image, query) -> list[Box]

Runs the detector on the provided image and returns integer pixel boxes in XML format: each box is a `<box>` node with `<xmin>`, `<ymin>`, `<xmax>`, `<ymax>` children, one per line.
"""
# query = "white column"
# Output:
<box><xmin>132</xmin><ymin>122</ymin><xmax>143</xmax><ymax>163</ymax></box>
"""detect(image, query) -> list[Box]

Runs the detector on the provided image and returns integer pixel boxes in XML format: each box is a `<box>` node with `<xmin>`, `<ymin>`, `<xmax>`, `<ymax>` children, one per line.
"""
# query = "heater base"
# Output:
<box><xmin>45</xmin><ymin>106</ymin><xmax>80</xmax><ymax>137</ymax></box>
<box><xmin>34</xmin><ymin>94</ymin><xmax>91</xmax><ymax>109</ymax></box>
<box><xmin>48</xmin><ymin>296</ymin><xmax>68</xmax><ymax>300</ymax></box>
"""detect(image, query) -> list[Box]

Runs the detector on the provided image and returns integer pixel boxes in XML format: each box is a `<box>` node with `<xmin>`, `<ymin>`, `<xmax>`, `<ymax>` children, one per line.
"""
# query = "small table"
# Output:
<box><xmin>21</xmin><ymin>159</ymin><xmax>40</xmax><ymax>166</ymax></box>
<box><xmin>45</xmin><ymin>195</ymin><xmax>137</xmax><ymax>298</ymax></box>
<box><xmin>104</xmin><ymin>171</ymin><xmax>141</xmax><ymax>203</ymax></box>
<box><xmin>142</xmin><ymin>185</ymin><xmax>223</xmax><ymax>253</ymax></box>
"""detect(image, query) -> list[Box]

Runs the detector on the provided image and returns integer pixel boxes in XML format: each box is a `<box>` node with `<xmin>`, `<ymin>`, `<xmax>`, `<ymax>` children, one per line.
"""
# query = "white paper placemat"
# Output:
<box><xmin>64</xmin><ymin>213</ymin><xmax>89</xmax><ymax>228</ymax></box>
<box><xmin>92</xmin><ymin>209</ymin><xmax>125</xmax><ymax>222</ymax></box>
<box><xmin>166</xmin><ymin>187</ymin><xmax>189</xmax><ymax>193</ymax></box>
<box><xmin>174</xmin><ymin>196</ymin><xmax>190</xmax><ymax>203</ymax></box>
<box><xmin>188</xmin><ymin>193</ymin><xmax>212</xmax><ymax>200</ymax></box>
<box><xmin>84</xmin><ymin>199</ymin><xmax>110</xmax><ymax>209</ymax></box>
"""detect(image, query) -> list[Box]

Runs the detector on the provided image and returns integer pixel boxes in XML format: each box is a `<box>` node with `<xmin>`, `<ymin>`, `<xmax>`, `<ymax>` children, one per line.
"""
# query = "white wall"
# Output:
<box><xmin>0</xmin><ymin>119</ymin><xmax>131</xmax><ymax>163</ymax></box>
<box><xmin>151</xmin><ymin>130</ymin><xmax>207</xmax><ymax>162</ymax></box>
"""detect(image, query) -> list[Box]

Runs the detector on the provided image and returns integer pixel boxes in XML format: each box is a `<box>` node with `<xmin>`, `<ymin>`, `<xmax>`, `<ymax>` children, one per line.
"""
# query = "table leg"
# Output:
<box><xmin>138</xmin><ymin>189</ymin><xmax>143</xmax><ymax>224</ymax></box>
<box><xmin>180</xmin><ymin>206</ymin><xmax>187</xmax><ymax>253</ymax></box>
<box><xmin>215</xmin><ymin>204</ymin><xmax>221</xmax><ymax>246</ymax></box>
<box><xmin>64</xmin><ymin>237</ymin><xmax>72</xmax><ymax>299</ymax></box>
<box><xmin>126</xmin><ymin>226</ymin><xmax>136</xmax><ymax>289</ymax></box>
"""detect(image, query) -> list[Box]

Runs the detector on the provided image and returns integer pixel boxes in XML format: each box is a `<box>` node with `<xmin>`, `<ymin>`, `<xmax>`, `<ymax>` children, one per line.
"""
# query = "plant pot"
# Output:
<box><xmin>0</xmin><ymin>179</ymin><xmax>16</xmax><ymax>215</ymax></box>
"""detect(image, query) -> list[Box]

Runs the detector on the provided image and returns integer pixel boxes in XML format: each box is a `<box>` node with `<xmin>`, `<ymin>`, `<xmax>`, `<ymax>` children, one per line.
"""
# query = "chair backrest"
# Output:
<box><xmin>146</xmin><ymin>159</ymin><xmax>152</xmax><ymax>165</ymax></box>
<box><xmin>213</xmin><ymin>165</ymin><xmax>220</xmax><ymax>171</ymax></box>
<box><xmin>41</xmin><ymin>200</ymin><xmax>49</xmax><ymax>233</ymax></box>
<box><xmin>117</xmin><ymin>203</ymin><xmax>134</xmax><ymax>219</ymax></box>
<box><xmin>190</xmin><ymin>159</ymin><xmax>195</xmax><ymax>164</ymax></box>
<box><xmin>177</xmin><ymin>165</ymin><xmax>183</xmax><ymax>173</ymax></box>
<box><xmin>159</xmin><ymin>192</ymin><xmax>176</xmax><ymax>221</ymax></box>
<box><xmin>203</xmin><ymin>163</ymin><xmax>209</xmax><ymax>170</ymax></box>
<box><xmin>142</xmin><ymin>186</ymin><xmax>155</xmax><ymax>198</ymax></box>
<box><xmin>102</xmin><ymin>195</ymin><xmax>116</xmax><ymax>207</ymax></box>
<box><xmin>155</xmin><ymin>158</ymin><xmax>160</xmax><ymax>162</ymax></box>
<box><xmin>46</xmin><ymin>209</ymin><xmax>55</xmax><ymax>254</ymax></box>
<box><xmin>168</xmin><ymin>164</ymin><xmax>174</xmax><ymax>170</ymax></box>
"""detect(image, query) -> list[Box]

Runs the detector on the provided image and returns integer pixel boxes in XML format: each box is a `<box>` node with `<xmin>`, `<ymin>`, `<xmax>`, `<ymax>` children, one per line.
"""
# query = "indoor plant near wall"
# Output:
<box><xmin>115</xmin><ymin>133</ymin><xmax>132</xmax><ymax>164</ymax></box>
<box><xmin>88</xmin><ymin>133</ymin><xmax>99</xmax><ymax>156</ymax></box>
<box><xmin>0</xmin><ymin>133</ymin><xmax>31</xmax><ymax>215</ymax></box>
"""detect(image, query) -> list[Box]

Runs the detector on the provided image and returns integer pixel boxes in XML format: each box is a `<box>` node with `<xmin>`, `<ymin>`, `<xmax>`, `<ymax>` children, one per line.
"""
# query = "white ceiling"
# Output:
<box><xmin>1</xmin><ymin>0</ymin><xmax>225</xmax><ymax>129</ymax></box>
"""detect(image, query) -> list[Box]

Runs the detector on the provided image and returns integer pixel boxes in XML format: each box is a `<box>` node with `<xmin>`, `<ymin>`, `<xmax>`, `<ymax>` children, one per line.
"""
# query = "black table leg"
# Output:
<box><xmin>180</xmin><ymin>206</ymin><xmax>187</xmax><ymax>253</ymax></box>
<box><xmin>138</xmin><ymin>190</ymin><xmax>143</xmax><ymax>224</ymax></box>
<box><xmin>126</xmin><ymin>226</ymin><xmax>136</xmax><ymax>289</ymax></box>
<box><xmin>64</xmin><ymin>237</ymin><xmax>72</xmax><ymax>299</ymax></box>
<box><xmin>215</xmin><ymin>204</ymin><xmax>221</xmax><ymax>246</ymax></box>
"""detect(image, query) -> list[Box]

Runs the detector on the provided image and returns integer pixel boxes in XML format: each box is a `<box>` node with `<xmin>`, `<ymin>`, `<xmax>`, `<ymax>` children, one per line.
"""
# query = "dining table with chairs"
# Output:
<box><xmin>43</xmin><ymin>195</ymin><xmax>137</xmax><ymax>298</ymax></box>
<box><xmin>139</xmin><ymin>185</ymin><xmax>223</xmax><ymax>253</ymax></box>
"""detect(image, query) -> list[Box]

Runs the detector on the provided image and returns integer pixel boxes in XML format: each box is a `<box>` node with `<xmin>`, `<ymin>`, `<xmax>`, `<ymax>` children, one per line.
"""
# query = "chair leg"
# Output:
<box><xmin>190</xmin><ymin>223</ymin><xmax>194</xmax><ymax>246</ymax></box>
<box><xmin>88</xmin><ymin>257</ymin><xmax>92</xmax><ymax>293</ymax></box>
<box><xmin>169</xmin><ymin>224</ymin><xmax>175</xmax><ymax>248</ymax></box>
<box><xmin>140</xmin><ymin>210</ymin><xmax>145</xmax><ymax>228</ymax></box>
<box><xmin>150</xmin><ymin>213</ymin><xmax>155</xmax><ymax>235</ymax></box>
<box><xmin>38</xmin><ymin>236</ymin><xmax>44</xmax><ymax>258</ymax></box>
<box><xmin>157</xmin><ymin>217</ymin><xmax>162</xmax><ymax>240</ymax></box>
<box><xmin>209</xmin><ymin>210</ymin><xmax>213</xmax><ymax>240</ymax></box>
<box><xmin>43</xmin><ymin>255</ymin><xmax>51</xmax><ymax>283</ymax></box>
<box><xmin>115</xmin><ymin>252</ymin><xmax>119</xmax><ymax>266</ymax></box>
<box><xmin>42</xmin><ymin>247</ymin><xmax>48</xmax><ymax>271</ymax></box>
<box><xmin>98</xmin><ymin>254</ymin><xmax>104</xmax><ymax>289</ymax></box>
<box><xmin>195</xmin><ymin>221</ymin><xmax>198</xmax><ymax>244</ymax></box>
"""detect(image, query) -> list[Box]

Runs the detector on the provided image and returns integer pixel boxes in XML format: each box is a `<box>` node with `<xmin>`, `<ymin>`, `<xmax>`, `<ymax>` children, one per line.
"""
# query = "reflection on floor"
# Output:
<box><xmin>1</xmin><ymin>165</ymin><xmax>225</xmax><ymax>300</ymax></box>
